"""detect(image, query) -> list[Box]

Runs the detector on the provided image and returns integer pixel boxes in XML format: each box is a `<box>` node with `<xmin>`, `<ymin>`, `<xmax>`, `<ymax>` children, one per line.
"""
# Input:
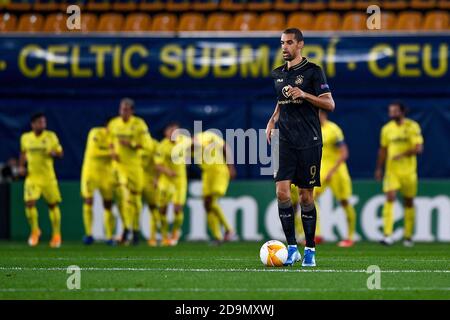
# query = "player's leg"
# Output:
<box><xmin>381</xmin><ymin>173</ymin><xmax>399</xmax><ymax>245</ymax></box>
<box><xmin>274</xmin><ymin>143</ymin><xmax>301</xmax><ymax>265</ymax></box>
<box><xmin>202</xmin><ymin>171</ymin><xmax>223</xmax><ymax>243</ymax></box>
<box><xmin>127</xmin><ymin>169</ymin><xmax>144</xmax><ymax>245</ymax></box>
<box><xmin>81</xmin><ymin>176</ymin><xmax>95</xmax><ymax>245</ymax></box>
<box><xmin>43</xmin><ymin>180</ymin><xmax>62</xmax><ymax>248</ymax></box>
<box><xmin>204</xmin><ymin>195</ymin><xmax>223</xmax><ymax>244</ymax></box>
<box><xmin>24</xmin><ymin>179</ymin><xmax>41</xmax><ymax>246</ymax></box>
<box><xmin>299</xmin><ymin>187</ymin><xmax>318</xmax><ymax>266</ymax></box>
<box><xmin>331</xmin><ymin>170</ymin><xmax>356</xmax><ymax>247</ymax></box>
<box><xmin>143</xmin><ymin>184</ymin><xmax>160</xmax><ymax>246</ymax></box>
<box><xmin>103</xmin><ymin>199</ymin><xmax>116</xmax><ymax>246</ymax></box>
<box><xmin>291</xmin><ymin>185</ymin><xmax>304</xmax><ymax>244</ymax></box>
<box><xmin>381</xmin><ymin>191</ymin><xmax>396</xmax><ymax>245</ymax></box>
<box><xmin>209</xmin><ymin>168</ymin><xmax>234</xmax><ymax>241</ymax></box>
<box><xmin>157</xmin><ymin>189</ymin><xmax>171</xmax><ymax>246</ymax></box>
<box><xmin>148</xmin><ymin>204</ymin><xmax>160</xmax><ymax>247</ymax></box>
<box><xmin>171</xmin><ymin>204</ymin><xmax>184</xmax><ymax>245</ymax></box>
<box><xmin>100</xmin><ymin>173</ymin><xmax>116</xmax><ymax>245</ymax></box>
<box><xmin>82</xmin><ymin>197</ymin><xmax>95</xmax><ymax>245</ymax></box>
<box><xmin>114</xmin><ymin>167</ymin><xmax>132</xmax><ymax>244</ymax></box>
<box><xmin>401</xmin><ymin>174</ymin><xmax>418</xmax><ymax>247</ymax></box>
<box><xmin>170</xmin><ymin>178</ymin><xmax>187</xmax><ymax>245</ymax></box>
<box><xmin>276</xmin><ymin>180</ymin><xmax>300</xmax><ymax>265</ymax></box>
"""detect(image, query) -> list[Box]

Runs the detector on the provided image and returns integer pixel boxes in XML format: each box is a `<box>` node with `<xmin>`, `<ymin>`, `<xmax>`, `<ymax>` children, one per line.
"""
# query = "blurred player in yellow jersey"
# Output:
<box><xmin>314</xmin><ymin>111</ymin><xmax>356</xmax><ymax>247</ymax></box>
<box><xmin>81</xmin><ymin>119</ymin><xmax>116</xmax><ymax>246</ymax></box>
<box><xmin>140</xmin><ymin>135</ymin><xmax>161</xmax><ymax>247</ymax></box>
<box><xmin>375</xmin><ymin>102</ymin><xmax>424</xmax><ymax>247</ymax></box>
<box><xmin>154</xmin><ymin>123</ymin><xmax>191</xmax><ymax>246</ymax></box>
<box><xmin>193</xmin><ymin>131</ymin><xmax>236</xmax><ymax>244</ymax></box>
<box><xmin>108</xmin><ymin>98</ymin><xmax>151</xmax><ymax>245</ymax></box>
<box><xmin>19</xmin><ymin>113</ymin><xmax>63</xmax><ymax>248</ymax></box>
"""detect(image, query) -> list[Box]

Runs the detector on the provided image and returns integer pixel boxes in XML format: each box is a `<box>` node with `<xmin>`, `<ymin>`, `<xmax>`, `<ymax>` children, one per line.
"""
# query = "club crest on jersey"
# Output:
<box><xmin>295</xmin><ymin>75</ymin><xmax>304</xmax><ymax>85</ymax></box>
<box><xmin>282</xmin><ymin>85</ymin><xmax>291</xmax><ymax>98</ymax></box>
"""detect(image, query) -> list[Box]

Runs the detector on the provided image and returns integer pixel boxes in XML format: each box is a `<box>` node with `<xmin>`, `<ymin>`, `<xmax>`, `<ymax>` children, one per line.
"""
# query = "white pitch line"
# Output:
<box><xmin>0</xmin><ymin>267</ymin><xmax>449</xmax><ymax>273</ymax></box>
<box><xmin>0</xmin><ymin>287</ymin><xmax>449</xmax><ymax>293</ymax></box>
<box><xmin>3</xmin><ymin>257</ymin><xmax>450</xmax><ymax>263</ymax></box>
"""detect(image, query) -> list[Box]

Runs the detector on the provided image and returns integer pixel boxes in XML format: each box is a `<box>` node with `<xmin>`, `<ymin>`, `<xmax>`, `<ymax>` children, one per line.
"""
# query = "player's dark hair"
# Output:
<box><xmin>283</xmin><ymin>28</ymin><xmax>304</xmax><ymax>42</ymax></box>
<box><xmin>30</xmin><ymin>112</ymin><xmax>45</xmax><ymax>123</ymax></box>
<box><xmin>390</xmin><ymin>101</ymin><xmax>408</xmax><ymax>114</ymax></box>
<box><xmin>165</xmin><ymin>121</ymin><xmax>180</xmax><ymax>130</ymax></box>
<box><xmin>120</xmin><ymin>97</ymin><xmax>135</xmax><ymax>109</ymax></box>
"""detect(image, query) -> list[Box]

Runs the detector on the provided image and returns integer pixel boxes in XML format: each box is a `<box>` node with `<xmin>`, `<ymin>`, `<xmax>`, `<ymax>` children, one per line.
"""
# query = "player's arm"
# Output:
<box><xmin>288</xmin><ymin>66</ymin><xmax>335</xmax><ymax>111</ymax></box>
<box><xmin>18</xmin><ymin>151</ymin><xmax>27</xmax><ymax>177</ymax></box>
<box><xmin>49</xmin><ymin>133</ymin><xmax>63</xmax><ymax>159</ymax></box>
<box><xmin>392</xmin><ymin>144</ymin><xmax>423</xmax><ymax>160</ymax></box>
<box><xmin>325</xmin><ymin>143</ymin><xmax>349</xmax><ymax>182</ymax></box>
<box><xmin>223</xmin><ymin>142</ymin><xmax>236</xmax><ymax>179</ymax></box>
<box><xmin>302</xmin><ymin>92</ymin><xmax>335</xmax><ymax>112</ymax></box>
<box><xmin>154</xmin><ymin>147</ymin><xmax>176</xmax><ymax>178</ymax></box>
<box><xmin>90</xmin><ymin>134</ymin><xmax>113</xmax><ymax>158</ymax></box>
<box><xmin>392</xmin><ymin>123</ymin><xmax>424</xmax><ymax>160</ymax></box>
<box><xmin>375</xmin><ymin>147</ymin><xmax>387</xmax><ymax>181</ymax></box>
<box><xmin>265</xmin><ymin>103</ymin><xmax>280</xmax><ymax>144</ymax></box>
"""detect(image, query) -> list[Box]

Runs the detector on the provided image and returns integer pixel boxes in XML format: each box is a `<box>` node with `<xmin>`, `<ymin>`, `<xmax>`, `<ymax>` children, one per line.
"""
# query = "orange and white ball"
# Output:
<box><xmin>259</xmin><ymin>240</ymin><xmax>288</xmax><ymax>267</ymax></box>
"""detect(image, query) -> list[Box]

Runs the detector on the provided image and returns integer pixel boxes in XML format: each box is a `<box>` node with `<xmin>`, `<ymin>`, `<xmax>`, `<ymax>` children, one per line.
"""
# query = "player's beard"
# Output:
<box><xmin>283</xmin><ymin>51</ymin><xmax>294</xmax><ymax>61</ymax></box>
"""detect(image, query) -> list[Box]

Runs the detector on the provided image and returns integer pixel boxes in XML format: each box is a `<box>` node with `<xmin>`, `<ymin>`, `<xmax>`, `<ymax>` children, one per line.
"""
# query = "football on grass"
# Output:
<box><xmin>259</xmin><ymin>240</ymin><xmax>288</xmax><ymax>267</ymax></box>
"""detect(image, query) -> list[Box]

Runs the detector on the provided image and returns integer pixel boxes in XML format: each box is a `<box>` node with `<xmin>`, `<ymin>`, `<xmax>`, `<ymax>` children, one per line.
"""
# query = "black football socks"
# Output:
<box><xmin>278</xmin><ymin>199</ymin><xmax>296</xmax><ymax>245</ymax></box>
<box><xmin>301</xmin><ymin>202</ymin><xmax>317</xmax><ymax>248</ymax></box>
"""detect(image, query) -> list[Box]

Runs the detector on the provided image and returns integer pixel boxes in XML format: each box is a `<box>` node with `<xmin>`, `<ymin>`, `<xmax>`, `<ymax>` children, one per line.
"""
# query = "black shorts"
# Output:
<box><xmin>274</xmin><ymin>142</ymin><xmax>322</xmax><ymax>189</ymax></box>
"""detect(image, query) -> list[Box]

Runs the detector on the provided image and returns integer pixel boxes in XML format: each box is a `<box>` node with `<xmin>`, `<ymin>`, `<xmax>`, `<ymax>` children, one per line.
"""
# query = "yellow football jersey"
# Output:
<box><xmin>82</xmin><ymin>127</ymin><xmax>112</xmax><ymax>174</ymax></box>
<box><xmin>321</xmin><ymin>120</ymin><xmax>346</xmax><ymax>169</ymax></box>
<box><xmin>108</xmin><ymin>115</ymin><xmax>150</xmax><ymax>167</ymax></box>
<box><xmin>155</xmin><ymin>136</ymin><xmax>190</xmax><ymax>186</ymax></box>
<box><xmin>140</xmin><ymin>136</ymin><xmax>158</xmax><ymax>178</ymax></box>
<box><xmin>194</xmin><ymin>131</ymin><xmax>227</xmax><ymax>171</ymax></box>
<box><xmin>20</xmin><ymin>130</ymin><xmax>62</xmax><ymax>181</ymax></box>
<box><xmin>381</xmin><ymin>119</ymin><xmax>424</xmax><ymax>175</ymax></box>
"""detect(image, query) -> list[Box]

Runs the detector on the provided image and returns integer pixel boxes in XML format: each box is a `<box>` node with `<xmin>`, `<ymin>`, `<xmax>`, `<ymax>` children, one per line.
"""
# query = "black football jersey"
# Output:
<box><xmin>271</xmin><ymin>58</ymin><xmax>331</xmax><ymax>149</ymax></box>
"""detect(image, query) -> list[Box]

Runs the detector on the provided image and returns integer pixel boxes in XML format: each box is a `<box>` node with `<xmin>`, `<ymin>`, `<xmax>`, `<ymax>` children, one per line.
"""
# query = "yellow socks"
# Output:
<box><xmin>82</xmin><ymin>203</ymin><xmax>93</xmax><ymax>236</ymax></box>
<box><xmin>343</xmin><ymin>204</ymin><xmax>357</xmax><ymax>240</ymax></box>
<box><xmin>117</xmin><ymin>185</ymin><xmax>132</xmax><ymax>230</ymax></box>
<box><xmin>104</xmin><ymin>208</ymin><xmax>115</xmax><ymax>240</ymax></box>
<box><xmin>207</xmin><ymin>212</ymin><xmax>222</xmax><ymax>240</ymax></box>
<box><xmin>172</xmin><ymin>210</ymin><xmax>184</xmax><ymax>236</ymax></box>
<box><xmin>130</xmin><ymin>193</ymin><xmax>142</xmax><ymax>231</ymax></box>
<box><xmin>25</xmin><ymin>206</ymin><xmax>39</xmax><ymax>232</ymax></box>
<box><xmin>404</xmin><ymin>207</ymin><xmax>415</xmax><ymax>239</ymax></box>
<box><xmin>315</xmin><ymin>201</ymin><xmax>321</xmax><ymax>236</ymax></box>
<box><xmin>49</xmin><ymin>206</ymin><xmax>61</xmax><ymax>236</ymax></box>
<box><xmin>383</xmin><ymin>201</ymin><xmax>394</xmax><ymax>236</ymax></box>
<box><xmin>211</xmin><ymin>197</ymin><xmax>232</xmax><ymax>232</ymax></box>
<box><xmin>150</xmin><ymin>207</ymin><xmax>160</xmax><ymax>240</ymax></box>
<box><xmin>160</xmin><ymin>212</ymin><xmax>168</xmax><ymax>240</ymax></box>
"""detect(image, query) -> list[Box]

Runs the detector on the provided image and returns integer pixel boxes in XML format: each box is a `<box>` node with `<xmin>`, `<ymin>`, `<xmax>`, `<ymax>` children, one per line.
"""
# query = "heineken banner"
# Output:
<box><xmin>10</xmin><ymin>180</ymin><xmax>450</xmax><ymax>242</ymax></box>
<box><xmin>0</xmin><ymin>34</ymin><xmax>449</xmax><ymax>96</ymax></box>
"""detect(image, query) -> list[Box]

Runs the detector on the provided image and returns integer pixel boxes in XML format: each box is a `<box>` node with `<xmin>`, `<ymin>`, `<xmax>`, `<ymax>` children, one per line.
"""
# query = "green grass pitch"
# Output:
<box><xmin>0</xmin><ymin>241</ymin><xmax>449</xmax><ymax>300</ymax></box>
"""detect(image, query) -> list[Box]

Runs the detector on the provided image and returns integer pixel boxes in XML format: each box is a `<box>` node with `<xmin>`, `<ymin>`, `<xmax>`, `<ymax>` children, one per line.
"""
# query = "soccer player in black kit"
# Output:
<box><xmin>266</xmin><ymin>28</ymin><xmax>335</xmax><ymax>266</ymax></box>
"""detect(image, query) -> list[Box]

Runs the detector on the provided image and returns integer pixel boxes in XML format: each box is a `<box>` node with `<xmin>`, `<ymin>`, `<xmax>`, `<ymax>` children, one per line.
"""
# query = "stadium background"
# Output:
<box><xmin>0</xmin><ymin>0</ymin><xmax>449</xmax><ymax>243</ymax></box>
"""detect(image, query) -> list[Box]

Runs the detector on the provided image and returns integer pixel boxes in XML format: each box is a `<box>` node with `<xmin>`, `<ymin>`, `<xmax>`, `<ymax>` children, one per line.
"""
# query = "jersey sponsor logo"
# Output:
<box><xmin>320</xmin><ymin>84</ymin><xmax>329</xmax><ymax>90</ymax></box>
<box><xmin>281</xmin><ymin>85</ymin><xmax>291</xmax><ymax>98</ymax></box>
<box><xmin>309</xmin><ymin>180</ymin><xmax>316</xmax><ymax>185</ymax></box>
<box><xmin>276</xmin><ymin>78</ymin><xmax>283</xmax><ymax>82</ymax></box>
<box><xmin>295</xmin><ymin>75</ymin><xmax>304</xmax><ymax>85</ymax></box>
